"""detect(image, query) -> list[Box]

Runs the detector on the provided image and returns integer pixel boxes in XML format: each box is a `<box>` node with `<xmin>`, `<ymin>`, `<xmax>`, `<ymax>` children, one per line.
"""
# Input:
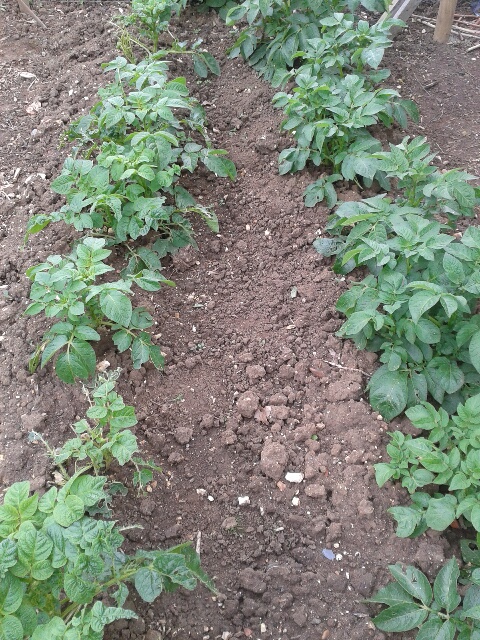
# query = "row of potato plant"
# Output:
<box><xmin>26</xmin><ymin>53</ymin><xmax>235</xmax><ymax>384</ymax></box>
<box><xmin>224</xmin><ymin>0</ymin><xmax>420</xmax><ymax>207</ymax></box>
<box><xmin>200</xmin><ymin>0</ymin><xmax>480</xmax><ymax>636</ymax></box>
<box><xmin>0</xmin><ymin>2</ymin><xmax>231</xmax><ymax>638</ymax></box>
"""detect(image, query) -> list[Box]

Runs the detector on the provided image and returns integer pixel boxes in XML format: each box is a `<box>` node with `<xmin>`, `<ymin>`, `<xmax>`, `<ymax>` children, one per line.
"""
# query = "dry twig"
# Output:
<box><xmin>196</xmin><ymin>531</ymin><xmax>202</xmax><ymax>556</ymax></box>
<box><xmin>323</xmin><ymin>360</ymin><xmax>372</xmax><ymax>377</ymax></box>
<box><xmin>413</xmin><ymin>14</ymin><xmax>480</xmax><ymax>38</ymax></box>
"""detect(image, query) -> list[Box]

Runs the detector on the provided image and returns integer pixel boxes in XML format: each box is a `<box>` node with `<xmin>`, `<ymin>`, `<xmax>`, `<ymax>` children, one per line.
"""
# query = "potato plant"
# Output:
<box><xmin>119</xmin><ymin>0</ymin><xmax>187</xmax><ymax>53</ymax></box>
<box><xmin>314</xmin><ymin>176</ymin><xmax>480</xmax><ymax>419</ymax></box>
<box><xmin>273</xmin><ymin>73</ymin><xmax>417</xmax><ymax>190</ymax></box>
<box><xmin>26</xmin><ymin>237</ymin><xmax>169</xmax><ymax>383</ymax></box>
<box><xmin>30</xmin><ymin>373</ymin><xmax>159</xmax><ymax>490</ymax></box>
<box><xmin>370</xmin><ymin>136</ymin><xmax>480</xmax><ymax>222</ymax></box>
<box><xmin>27</xmin><ymin>56</ymin><xmax>235</xmax><ymax>254</ymax></box>
<box><xmin>0</xmin><ymin>478</ymin><xmax>214</xmax><ymax>640</ymax></box>
<box><xmin>220</xmin><ymin>0</ymin><xmax>418</xmax><ymax>204</ymax></box>
<box><xmin>374</xmin><ymin>395</ymin><xmax>480</xmax><ymax>536</ymax></box>
<box><xmin>288</xmin><ymin>13</ymin><xmax>400</xmax><ymax>88</ymax></box>
<box><xmin>116</xmin><ymin>0</ymin><xmax>227</xmax><ymax>76</ymax></box>
<box><xmin>25</xmin><ymin>52</ymin><xmax>235</xmax><ymax>384</ymax></box>
<box><xmin>368</xmin><ymin>559</ymin><xmax>480</xmax><ymax>638</ymax></box>
<box><xmin>225</xmin><ymin>0</ymin><xmax>390</xmax><ymax>81</ymax></box>
<box><xmin>200</xmin><ymin>0</ymin><xmax>480</xmax><ymax>636</ymax></box>
<box><xmin>13</xmin><ymin>3</ymin><xmax>232</xmax><ymax>639</ymax></box>
<box><xmin>15</xmin><ymin>0</ymin><xmax>480</xmax><ymax>637</ymax></box>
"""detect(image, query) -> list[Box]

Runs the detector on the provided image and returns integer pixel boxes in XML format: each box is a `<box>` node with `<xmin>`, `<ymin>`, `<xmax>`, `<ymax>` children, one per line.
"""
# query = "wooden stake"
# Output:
<box><xmin>16</xmin><ymin>0</ymin><xmax>47</xmax><ymax>29</ymax></box>
<box><xmin>379</xmin><ymin>0</ymin><xmax>423</xmax><ymax>34</ymax></box>
<box><xmin>434</xmin><ymin>0</ymin><xmax>458</xmax><ymax>43</ymax></box>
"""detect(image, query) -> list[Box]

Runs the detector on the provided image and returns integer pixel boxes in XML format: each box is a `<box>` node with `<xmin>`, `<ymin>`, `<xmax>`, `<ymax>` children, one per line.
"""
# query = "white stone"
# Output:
<box><xmin>285</xmin><ymin>472</ymin><xmax>304</xmax><ymax>483</ymax></box>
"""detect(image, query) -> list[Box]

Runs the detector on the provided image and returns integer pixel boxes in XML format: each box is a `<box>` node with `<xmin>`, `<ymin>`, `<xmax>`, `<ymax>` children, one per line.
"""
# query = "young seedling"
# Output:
<box><xmin>31</xmin><ymin>372</ymin><xmax>159</xmax><ymax>492</ymax></box>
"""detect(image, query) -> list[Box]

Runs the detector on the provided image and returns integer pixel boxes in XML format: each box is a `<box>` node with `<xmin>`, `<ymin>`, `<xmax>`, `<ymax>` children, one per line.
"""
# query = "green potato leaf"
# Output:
<box><xmin>373</xmin><ymin>602</ymin><xmax>428</xmax><ymax>632</ymax></box>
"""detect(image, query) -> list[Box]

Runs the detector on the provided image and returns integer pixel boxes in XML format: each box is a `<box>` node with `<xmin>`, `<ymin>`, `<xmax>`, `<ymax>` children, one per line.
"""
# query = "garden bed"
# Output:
<box><xmin>0</xmin><ymin>1</ymin><xmax>479</xmax><ymax>638</ymax></box>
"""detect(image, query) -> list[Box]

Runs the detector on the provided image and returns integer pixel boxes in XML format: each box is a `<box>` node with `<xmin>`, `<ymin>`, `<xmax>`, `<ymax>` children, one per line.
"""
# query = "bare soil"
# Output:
<box><xmin>0</xmin><ymin>1</ymin><xmax>479</xmax><ymax>639</ymax></box>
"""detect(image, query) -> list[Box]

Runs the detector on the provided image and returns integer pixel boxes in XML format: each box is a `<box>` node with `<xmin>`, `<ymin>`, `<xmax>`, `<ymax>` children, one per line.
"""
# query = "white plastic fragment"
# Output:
<box><xmin>238</xmin><ymin>496</ymin><xmax>250</xmax><ymax>506</ymax></box>
<box><xmin>291</xmin><ymin>496</ymin><xmax>300</xmax><ymax>506</ymax></box>
<box><xmin>285</xmin><ymin>472</ymin><xmax>304</xmax><ymax>483</ymax></box>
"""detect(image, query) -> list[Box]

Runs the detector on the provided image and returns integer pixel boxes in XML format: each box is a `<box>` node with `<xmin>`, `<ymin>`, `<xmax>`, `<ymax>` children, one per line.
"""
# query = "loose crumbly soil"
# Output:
<box><xmin>0</xmin><ymin>1</ymin><xmax>479</xmax><ymax>639</ymax></box>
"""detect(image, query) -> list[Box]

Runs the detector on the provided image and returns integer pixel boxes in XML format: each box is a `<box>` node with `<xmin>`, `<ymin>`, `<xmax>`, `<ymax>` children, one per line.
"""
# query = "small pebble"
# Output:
<box><xmin>285</xmin><ymin>472</ymin><xmax>304</xmax><ymax>483</ymax></box>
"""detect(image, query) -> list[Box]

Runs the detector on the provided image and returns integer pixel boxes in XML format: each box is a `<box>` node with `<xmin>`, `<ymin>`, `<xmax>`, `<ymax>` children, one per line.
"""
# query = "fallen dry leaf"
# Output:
<box><xmin>26</xmin><ymin>100</ymin><xmax>41</xmax><ymax>115</ymax></box>
<box><xmin>309</xmin><ymin>367</ymin><xmax>326</xmax><ymax>379</ymax></box>
<box><xmin>96</xmin><ymin>359</ymin><xmax>110</xmax><ymax>372</ymax></box>
<box><xmin>53</xmin><ymin>471</ymin><xmax>65</xmax><ymax>486</ymax></box>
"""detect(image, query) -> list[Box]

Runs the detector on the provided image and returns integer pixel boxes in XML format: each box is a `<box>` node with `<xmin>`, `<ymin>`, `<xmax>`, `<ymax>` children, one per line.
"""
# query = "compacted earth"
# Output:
<box><xmin>0</xmin><ymin>1</ymin><xmax>479</xmax><ymax>639</ymax></box>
